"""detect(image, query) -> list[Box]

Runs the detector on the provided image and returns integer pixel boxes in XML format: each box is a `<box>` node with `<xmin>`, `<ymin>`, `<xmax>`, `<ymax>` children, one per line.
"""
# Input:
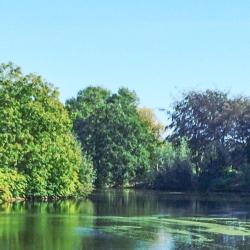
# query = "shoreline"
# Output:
<box><xmin>3</xmin><ymin>189</ymin><xmax>250</xmax><ymax>204</ymax></box>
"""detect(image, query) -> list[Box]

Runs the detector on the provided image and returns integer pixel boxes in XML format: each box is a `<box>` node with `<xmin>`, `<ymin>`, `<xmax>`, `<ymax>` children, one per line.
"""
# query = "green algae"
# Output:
<box><xmin>80</xmin><ymin>215</ymin><xmax>250</xmax><ymax>245</ymax></box>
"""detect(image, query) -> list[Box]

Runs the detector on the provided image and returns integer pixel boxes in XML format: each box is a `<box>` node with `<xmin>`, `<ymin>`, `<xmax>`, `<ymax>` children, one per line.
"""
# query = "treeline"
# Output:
<box><xmin>1</xmin><ymin>63</ymin><xmax>250</xmax><ymax>202</ymax></box>
<box><xmin>65</xmin><ymin>85</ymin><xmax>250</xmax><ymax>192</ymax></box>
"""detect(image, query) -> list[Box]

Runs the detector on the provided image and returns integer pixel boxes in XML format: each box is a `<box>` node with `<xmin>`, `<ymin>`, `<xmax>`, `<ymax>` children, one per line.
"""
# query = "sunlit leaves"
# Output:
<box><xmin>0</xmin><ymin>63</ymin><xmax>94</xmax><ymax>198</ymax></box>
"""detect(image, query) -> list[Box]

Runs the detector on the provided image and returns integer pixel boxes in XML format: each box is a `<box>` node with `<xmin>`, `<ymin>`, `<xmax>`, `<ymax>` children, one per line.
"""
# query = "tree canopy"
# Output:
<box><xmin>0</xmin><ymin>63</ymin><xmax>94</xmax><ymax>200</ymax></box>
<box><xmin>66</xmin><ymin>87</ymin><xmax>160</xmax><ymax>187</ymax></box>
<box><xmin>168</xmin><ymin>90</ymin><xmax>250</xmax><ymax>190</ymax></box>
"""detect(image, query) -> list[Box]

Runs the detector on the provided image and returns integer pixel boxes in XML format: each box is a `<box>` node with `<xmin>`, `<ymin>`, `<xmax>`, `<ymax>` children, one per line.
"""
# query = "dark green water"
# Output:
<box><xmin>1</xmin><ymin>190</ymin><xmax>250</xmax><ymax>249</ymax></box>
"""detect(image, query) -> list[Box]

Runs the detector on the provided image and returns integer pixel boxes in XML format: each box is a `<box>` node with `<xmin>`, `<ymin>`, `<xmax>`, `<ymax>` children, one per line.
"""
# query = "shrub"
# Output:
<box><xmin>0</xmin><ymin>169</ymin><xmax>27</xmax><ymax>202</ymax></box>
<box><xmin>151</xmin><ymin>140</ymin><xmax>194</xmax><ymax>191</ymax></box>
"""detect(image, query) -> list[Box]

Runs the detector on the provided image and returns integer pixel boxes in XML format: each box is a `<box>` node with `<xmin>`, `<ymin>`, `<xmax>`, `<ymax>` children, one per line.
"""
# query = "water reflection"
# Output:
<box><xmin>0</xmin><ymin>190</ymin><xmax>250</xmax><ymax>249</ymax></box>
<box><xmin>0</xmin><ymin>201</ymin><xmax>94</xmax><ymax>250</ymax></box>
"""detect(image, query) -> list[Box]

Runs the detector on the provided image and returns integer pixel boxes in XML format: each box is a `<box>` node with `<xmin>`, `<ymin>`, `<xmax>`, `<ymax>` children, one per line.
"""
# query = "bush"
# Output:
<box><xmin>0</xmin><ymin>169</ymin><xmax>27</xmax><ymax>202</ymax></box>
<box><xmin>78</xmin><ymin>153</ymin><xmax>95</xmax><ymax>196</ymax></box>
<box><xmin>197</xmin><ymin>142</ymin><xmax>231</xmax><ymax>191</ymax></box>
<box><xmin>236</xmin><ymin>164</ymin><xmax>250</xmax><ymax>192</ymax></box>
<box><xmin>153</xmin><ymin>160</ymin><xmax>193</xmax><ymax>191</ymax></box>
<box><xmin>151</xmin><ymin>140</ymin><xmax>194</xmax><ymax>191</ymax></box>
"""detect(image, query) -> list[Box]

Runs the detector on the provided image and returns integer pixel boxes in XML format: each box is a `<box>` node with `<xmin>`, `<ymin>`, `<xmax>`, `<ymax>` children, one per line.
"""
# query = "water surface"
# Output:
<box><xmin>1</xmin><ymin>190</ymin><xmax>250</xmax><ymax>249</ymax></box>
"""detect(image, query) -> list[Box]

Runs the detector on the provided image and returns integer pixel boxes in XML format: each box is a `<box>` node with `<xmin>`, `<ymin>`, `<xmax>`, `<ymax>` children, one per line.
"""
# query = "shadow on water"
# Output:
<box><xmin>1</xmin><ymin>190</ymin><xmax>250</xmax><ymax>249</ymax></box>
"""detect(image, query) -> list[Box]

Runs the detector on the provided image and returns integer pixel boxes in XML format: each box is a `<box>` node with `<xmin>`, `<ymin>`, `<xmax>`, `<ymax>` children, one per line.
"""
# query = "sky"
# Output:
<box><xmin>1</xmin><ymin>0</ymin><xmax>250</xmax><ymax>123</ymax></box>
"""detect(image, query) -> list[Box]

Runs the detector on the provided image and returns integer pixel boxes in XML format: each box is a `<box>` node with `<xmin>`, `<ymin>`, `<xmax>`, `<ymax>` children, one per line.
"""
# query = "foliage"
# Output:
<box><xmin>66</xmin><ymin>86</ymin><xmax>110</xmax><ymax>120</ymax></box>
<box><xmin>197</xmin><ymin>142</ymin><xmax>232</xmax><ymax>191</ymax></box>
<box><xmin>0</xmin><ymin>169</ymin><xmax>27</xmax><ymax>202</ymax></box>
<box><xmin>167</xmin><ymin>89</ymin><xmax>250</xmax><ymax>191</ymax></box>
<box><xmin>0</xmin><ymin>62</ymin><xmax>94</xmax><ymax>199</ymax></box>
<box><xmin>168</xmin><ymin>90</ymin><xmax>232</xmax><ymax>167</ymax></box>
<box><xmin>137</xmin><ymin>107</ymin><xmax>164</xmax><ymax>138</ymax></box>
<box><xmin>235</xmin><ymin>164</ymin><xmax>250</xmax><ymax>192</ymax></box>
<box><xmin>151</xmin><ymin>140</ymin><xmax>193</xmax><ymax>191</ymax></box>
<box><xmin>66</xmin><ymin>87</ymin><xmax>160</xmax><ymax>187</ymax></box>
<box><xmin>78</xmin><ymin>153</ymin><xmax>96</xmax><ymax>195</ymax></box>
<box><xmin>3</xmin><ymin>61</ymin><xmax>250</xmax><ymax>195</ymax></box>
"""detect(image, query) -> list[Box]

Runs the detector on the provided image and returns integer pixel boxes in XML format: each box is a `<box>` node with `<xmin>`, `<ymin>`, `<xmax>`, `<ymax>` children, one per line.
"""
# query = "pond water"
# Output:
<box><xmin>1</xmin><ymin>190</ymin><xmax>250</xmax><ymax>249</ymax></box>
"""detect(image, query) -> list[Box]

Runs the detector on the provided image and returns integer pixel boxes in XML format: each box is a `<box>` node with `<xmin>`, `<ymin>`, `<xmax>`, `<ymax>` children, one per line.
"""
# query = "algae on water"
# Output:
<box><xmin>80</xmin><ymin>215</ymin><xmax>250</xmax><ymax>245</ymax></box>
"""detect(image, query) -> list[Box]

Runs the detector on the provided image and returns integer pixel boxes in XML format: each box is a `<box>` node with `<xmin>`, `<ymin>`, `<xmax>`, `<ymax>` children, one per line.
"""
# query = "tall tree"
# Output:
<box><xmin>66</xmin><ymin>87</ymin><xmax>160</xmax><ymax>187</ymax></box>
<box><xmin>168</xmin><ymin>90</ymin><xmax>250</xmax><ymax>185</ymax></box>
<box><xmin>0</xmin><ymin>63</ymin><xmax>94</xmax><ymax>198</ymax></box>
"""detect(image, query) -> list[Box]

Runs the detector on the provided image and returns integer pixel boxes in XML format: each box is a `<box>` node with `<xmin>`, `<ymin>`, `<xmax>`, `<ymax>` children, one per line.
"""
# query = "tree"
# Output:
<box><xmin>66</xmin><ymin>87</ymin><xmax>160</xmax><ymax>187</ymax></box>
<box><xmin>168</xmin><ymin>89</ymin><xmax>250</xmax><ymax>190</ymax></box>
<box><xmin>0</xmin><ymin>62</ymin><xmax>94</xmax><ymax>198</ymax></box>
<box><xmin>138</xmin><ymin>107</ymin><xmax>164</xmax><ymax>139</ymax></box>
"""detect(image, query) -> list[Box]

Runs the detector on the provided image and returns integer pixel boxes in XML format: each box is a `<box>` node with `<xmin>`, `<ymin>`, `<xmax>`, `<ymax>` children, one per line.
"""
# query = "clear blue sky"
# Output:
<box><xmin>1</xmin><ymin>1</ymin><xmax>250</xmax><ymax>122</ymax></box>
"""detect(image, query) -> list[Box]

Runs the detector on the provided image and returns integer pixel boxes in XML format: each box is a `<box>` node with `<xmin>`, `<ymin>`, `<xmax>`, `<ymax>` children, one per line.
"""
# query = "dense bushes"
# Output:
<box><xmin>149</xmin><ymin>140</ymin><xmax>193</xmax><ymax>191</ymax></box>
<box><xmin>0</xmin><ymin>169</ymin><xmax>27</xmax><ymax>202</ymax></box>
<box><xmin>0</xmin><ymin>63</ymin><xmax>94</xmax><ymax>200</ymax></box>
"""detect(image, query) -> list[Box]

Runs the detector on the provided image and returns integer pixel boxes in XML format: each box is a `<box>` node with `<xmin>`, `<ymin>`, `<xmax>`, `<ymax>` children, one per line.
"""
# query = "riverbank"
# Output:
<box><xmin>3</xmin><ymin>188</ymin><xmax>250</xmax><ymax>204</ymax></box>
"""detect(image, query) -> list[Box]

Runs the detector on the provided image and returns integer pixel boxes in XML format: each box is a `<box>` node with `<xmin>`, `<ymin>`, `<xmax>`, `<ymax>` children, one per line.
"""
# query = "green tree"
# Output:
<box><xmin>66</xmin><ymin>87</ymin><xmax>159</xmax><ymax>187</ymax></box>
<box><xmin>0</xmin><ymin>62</ymin><xmax>94</xmax><ymax>198</ymax></box>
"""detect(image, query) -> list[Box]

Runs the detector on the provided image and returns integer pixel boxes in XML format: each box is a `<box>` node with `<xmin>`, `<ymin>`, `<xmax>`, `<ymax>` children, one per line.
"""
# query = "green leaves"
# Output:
<box><xmin>67</xmin><ymin>87</ymin><xmax>160</xmax><ymax>187</ymax></box>
<box><xmin>0</xmin><ymin>169</ymin><xmax>27</xmax><ymax>202</ymax></box>
<box><xmin>151</xmin><ymin>140</ymin><xmax>193</xmax><ymax>191</ymax></box>
<box><xmin>0</xmin><ymin>63</ymin><xmax>94</xmax><ymax>199</ymax></box>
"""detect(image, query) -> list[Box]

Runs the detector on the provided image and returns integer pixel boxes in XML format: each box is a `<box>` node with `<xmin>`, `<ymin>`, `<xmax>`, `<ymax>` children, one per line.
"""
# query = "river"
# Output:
<box><xmin>1</xmin><ymin>190</ymin><xmax>250</xmax><ymax>249</ymax></box>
